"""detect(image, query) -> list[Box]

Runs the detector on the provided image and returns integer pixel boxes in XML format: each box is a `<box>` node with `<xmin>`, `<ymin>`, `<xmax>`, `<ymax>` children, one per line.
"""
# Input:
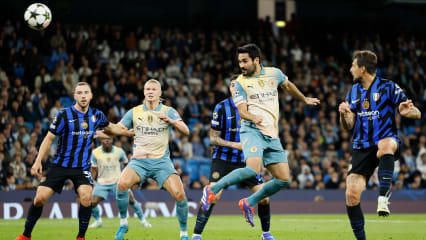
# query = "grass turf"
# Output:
<box><xmin>2</xmin><ymin>214</ymin><xmax>426</xmax><ymax>240</ymax></box>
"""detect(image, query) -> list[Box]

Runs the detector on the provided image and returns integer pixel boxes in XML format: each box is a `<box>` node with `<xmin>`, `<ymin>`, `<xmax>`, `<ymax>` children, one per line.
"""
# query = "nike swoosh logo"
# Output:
<box><xmin>352</xmin><ymin>99</ymin><xmax>360</xmax><ymax>104</ymax></box>
<box><xmin>69</xmin><ymin>119</ymin><xmax>76</xmax><ymax>123</ymax></box>
<box><xmin>227</xmin><ymin>116</ymin><xmax>235</xmax><ymax>119</ymax></box>
<box><xmin>247</xmin><ymin>85</ymin><xmax>254</xmax><ymax>88</ymax></box>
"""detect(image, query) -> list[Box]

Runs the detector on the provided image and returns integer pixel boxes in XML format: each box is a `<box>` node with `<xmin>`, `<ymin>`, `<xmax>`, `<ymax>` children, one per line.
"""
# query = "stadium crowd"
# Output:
<box><xmin>0</xmin><ymin>19</ymin><xmax>425</xmax><ymax>192</ymax></box>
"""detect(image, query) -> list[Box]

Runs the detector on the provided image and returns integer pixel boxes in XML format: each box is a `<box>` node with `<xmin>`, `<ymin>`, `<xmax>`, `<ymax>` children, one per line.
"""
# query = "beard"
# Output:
<box><xmin>353</xmin><ymin>76</ymin><xmax>362</xmax><ymax>83</ymax></box>
<box><xmin>241</xmin><ymin>65</ymin><xmax>256</xmax><ymax>76</ymax></box>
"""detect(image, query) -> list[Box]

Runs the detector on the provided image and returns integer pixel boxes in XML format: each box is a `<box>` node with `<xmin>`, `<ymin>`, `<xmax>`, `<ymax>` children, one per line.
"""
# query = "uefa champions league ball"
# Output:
<box><xmin>24</xmin><ymin>3</ymin><xmax>52</xmax><ymax>30</ymax></box>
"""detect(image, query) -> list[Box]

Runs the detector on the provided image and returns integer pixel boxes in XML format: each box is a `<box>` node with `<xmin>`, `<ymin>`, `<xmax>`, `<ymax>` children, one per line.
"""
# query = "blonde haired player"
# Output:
<box><xmin>88</xmin><ymin>136</ymin><xmax>151</xmax><ymax>228</ymax></box>
<box><xmin>114</xmin><ymin>79</ymin><xmax>190</xmax><ymax>240</ymax></box>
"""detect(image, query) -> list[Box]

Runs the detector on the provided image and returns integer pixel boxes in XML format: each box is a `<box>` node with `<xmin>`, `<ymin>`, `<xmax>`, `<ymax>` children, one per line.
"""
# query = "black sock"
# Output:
<box><xmin>378</xmin><ymin>154</ymin><xmax>394</xmax><ymax>196</ymax></box>
<box><xmin>258</xmin><ymin>203</ymin><xmax>270</xmax><ymax>232</ymax></box>
<box><xmin>346</xmin><ymin>204</ymin><xmax>366</xmax><ymax>240</ymax></box>
<box><xmin>23</xmin><ymin>203</ymin><xmax>43</xmax><ymax>237</ymax></box>
<box><xmin>193</xmin><ymin>203</ymin><xmax>215</xmax><ymax>235</ymax></box>
<box><xmin>77</xmin><ymin>204</ymin><xmax>92</xmax><ymax>238</ymax></box>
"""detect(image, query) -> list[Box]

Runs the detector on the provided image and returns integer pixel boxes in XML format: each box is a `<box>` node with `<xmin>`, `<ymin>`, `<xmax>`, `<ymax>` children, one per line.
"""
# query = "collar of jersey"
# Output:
<box><xmin>358</xmin><ymin>76</ymin><xmax>379</xmax><ymax>91</ymax></box>
<box><xmin>143</xmin><ymin>102</ymin><xmax>163</xmax><ymax>111</ymax></box>
<box><xmin>71</xmin><ymin>105</ymin><xmax>91</xmax><ymax>116</ymax></box>
<box><xmin>244</xmin><ymin>65</ymin><xmax>265</xmax><ymax>79</ymax></box>
<box><xmin>101</xmin><ymin>146</ymin><xmax>114</xmax><ymax>154</ymax></box>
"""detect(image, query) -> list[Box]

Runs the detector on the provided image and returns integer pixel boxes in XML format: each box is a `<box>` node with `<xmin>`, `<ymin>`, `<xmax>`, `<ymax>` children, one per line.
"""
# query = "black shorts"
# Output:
<box><xmin>348</xmin><ymin>145</ymin><xmax>400</xmax><ymax>181</ymax></box>
<box><xmin>209</xmin><ymin>159</ymin><xmax>263</xmax><ymax>188</ymax></box>
<box><xmin>39</xmin><ymin>165</ymin><xmax>93</xmax><ymax>193</ymax></box>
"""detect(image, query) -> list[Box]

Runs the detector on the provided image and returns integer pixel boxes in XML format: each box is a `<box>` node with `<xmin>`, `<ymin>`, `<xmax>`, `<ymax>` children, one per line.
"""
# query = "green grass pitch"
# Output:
<box><xmin>2</xmin><ymin>214</ymin><xmax>426</xmax><ymax>240</ymax></box>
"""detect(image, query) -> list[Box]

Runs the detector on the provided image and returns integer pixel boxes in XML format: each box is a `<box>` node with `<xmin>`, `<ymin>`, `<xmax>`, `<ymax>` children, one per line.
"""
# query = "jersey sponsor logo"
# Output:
<box><xmin>358</xmin><ymin>110</ymin><xmax>380</xmax><ymax>120</ymax></box>
<box><xmin>72</xmin><ymin>130</ymin><xmax>94</xmax><ymax>137</ymax></box>
<box><xmin>373</xmin><ymin>93</ymin><xmax>380</xmax><ymax>101</ymax></box>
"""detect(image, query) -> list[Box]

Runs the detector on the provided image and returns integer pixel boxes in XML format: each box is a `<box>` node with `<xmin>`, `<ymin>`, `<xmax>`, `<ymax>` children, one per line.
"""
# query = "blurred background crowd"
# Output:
<box><xmin>0</xmin><ymin>17</ymin><xmax>425</xmax><ymax>192</ymax></box>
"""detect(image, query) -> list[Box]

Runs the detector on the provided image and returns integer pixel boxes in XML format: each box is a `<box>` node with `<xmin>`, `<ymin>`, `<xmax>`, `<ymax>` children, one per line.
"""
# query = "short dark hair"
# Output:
<box><xmin>74</xmin><ymin>82</ymin><xmax>91</xmax><ymax>92</ymax></box>
<box><xmin>237</xmin><ymin>43</ymin><xmax>261</xmax><ymax>62</ymax></box>
<box><xmin>353</xmin><ymin>50</ymin><xmax>377</xmax><ymax>75</ymax></box>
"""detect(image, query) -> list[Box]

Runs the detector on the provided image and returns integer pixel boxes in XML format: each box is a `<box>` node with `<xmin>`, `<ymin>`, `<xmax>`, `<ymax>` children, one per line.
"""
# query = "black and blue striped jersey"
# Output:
<box><xmin>48</xmin><ymin>105</ymin><xmax>109</xmax><ymax>170</ymax></box>
<box><xmin>211</xmin><ymin>98</ymin><xmax>244</xmax><ymax>163</ymax></box>
<box><xmin>346</xmin><ymin>77</ymin><xmax>407</xmax><ymax>149</ymax></box>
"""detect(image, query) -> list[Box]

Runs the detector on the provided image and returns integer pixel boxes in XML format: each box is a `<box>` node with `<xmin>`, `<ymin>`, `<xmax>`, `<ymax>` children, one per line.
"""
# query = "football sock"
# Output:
<box><xmin>23</xmin><ymin>203</ymin><xmax>43</xmax><ymax>237</ymax></box>
<box><xmin>210</xmin><ymin>166</ymin><xmax>257</xmax><ymax>194</ymax></box>
<box><xmin>258</xmin><ymin>202</ymin><xmax>271</xmax><ymax>232</ymax></box>
<box><xmin>91</xmin><ymin>205</ymin><xmax>101</xmax><ymax>221</ymax></box>
<box><xmin>378</xmin><ymin>154</ymin><xmax>394</xmax><ymax>196</ymax></box>
<box><xmin>176</xmin><ymin>198</ymin><xmax>188</xmax><ymax>231</ymax></box>
<box><xmin>130</xmin><ymin>201</ymin><xmax>145</xmax><ymax>221</ymax></box>
<box><xmin>346</xmin><ymin>204</ymin><xmax>366</xmax><ymax>240</ymax></box>
<box><xmin>77</xmin><ymin>204</ymin><xmax>92</xmax><ymax>238</ymax></box>
<box><xmin>116</xmin><ymin>190</ymin><xmax>129</xmax><ymax>220</ymax></box>
<box><xmin>193</xmin><ymin>203</ymin><xmax>215</xmax><ymax>234</ymax></box>
<box><xmin>247</xmin><ymin>179</ymin><xmax>290</xmax><ymax>207</ymax></box>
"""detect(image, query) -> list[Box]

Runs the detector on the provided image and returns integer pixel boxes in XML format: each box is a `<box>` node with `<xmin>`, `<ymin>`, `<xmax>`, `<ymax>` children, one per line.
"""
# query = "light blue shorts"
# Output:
<box><xmin>93</xmin><ymin>182</ymin><xmax>117</xmax><ymax>200</ymax></box>
<box><xmin>126</xmin><ymin>156</ymin><xmax>177</xmax><ymax>189</ymax></box>
<box><xmin>240</xmin><ymin>124</ymin><xmax>287</xmax><ymax>167</ymax></box>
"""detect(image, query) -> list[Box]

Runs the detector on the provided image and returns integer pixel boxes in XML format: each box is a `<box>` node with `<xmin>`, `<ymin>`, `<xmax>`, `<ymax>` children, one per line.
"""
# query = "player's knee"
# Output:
<box><xmin>173</xmin><ymin>190</ymin><xmax>186</xmax><ymax>202</ymax></box>
<box><xmin>117</xmin><ymin>181</ymin><xmax>130</xmax><ymax>192</ymax></box>
<box><xmin>80</xmin><ymin>194</ymin><xmax>92</xmax><ymax>207</ymax></box>
<box><xmin>258</xmin><ymin>197</ymin><xmax>269</xmax><ymax>205</ymax></box>
<box><xmin>345</xmin><ymin>189</ymin><xmax>361</xmax><ymax>205</ymax></box>
<box><xmin>33</xmin><ymin>195</ymin><xmax>48</xmax><ymax>206</ymax></box>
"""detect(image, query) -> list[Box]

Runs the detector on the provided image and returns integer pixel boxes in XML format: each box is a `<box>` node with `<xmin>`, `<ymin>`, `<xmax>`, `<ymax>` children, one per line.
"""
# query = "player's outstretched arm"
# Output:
<box><xmin>103</xmin><ymin>123</ymin><xmax>134</xmax><ymax>137</ymax></box>
<box><xmin>399</xmin><ymin>100</ymin><xmax>422</xmax><ymax>119</ymax></box>
<box><xmin>339</xmin><ymin>102</ymin><xmax>355</xmax><ymax>130</ymax></box>
<box><xmin>31</xmin><ymin>132</ymin><xmax>56</xmax><ymax>179</ymax></box>
<box><xmin>210</xmin><ymin>129</ymin><xmax>242</xmax><ymax>150</ymax></box>
<box><xmin>280</xmin><ymin>80</ymin><xmax>320</xmax><ymax>105</ymax></box>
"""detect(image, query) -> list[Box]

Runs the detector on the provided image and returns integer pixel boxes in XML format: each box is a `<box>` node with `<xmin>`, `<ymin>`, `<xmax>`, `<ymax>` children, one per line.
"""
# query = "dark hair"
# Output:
<box><xmin>353</xmin><ymin>50</ymin><xmax>377</xmax><ymax>75</ymax></box>
<box><xmin>237</xmin><ymin>43</ymin><xmax>261</xmax><ymax>62</ymax></box>
<box><xmin>230</xmin><ymin>74</ymin><xmax>240</xmax><ymax>81</ymax></box>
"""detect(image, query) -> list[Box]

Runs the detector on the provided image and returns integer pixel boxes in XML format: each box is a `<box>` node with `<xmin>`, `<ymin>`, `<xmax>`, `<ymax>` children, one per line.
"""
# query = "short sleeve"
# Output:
<box><xmin>120</xmin><ymin>109</ymin><xmax>134</xmax><ymax>129</ymax></box>
<box><xmin>211</xmin><ymin>103</ymin><xmax>223</xmax><ymax>130</ymax></box>
<box><xmin>119</xmin><ymin>148</ymin><xmax>128</xmax><ymax>163</ymax></box>
<box><xmin>168</xmin><ymin>107</ymin><xmax>182</xmax><ymax>121</ymax></box>
<box><xmin>233</xmin><ymin>81</ymin><xmax>247</xmax><ymax>106</ymax></box>
<box><xmin>276</xmin><ymin>68</ymin><xmax>287</xmax><ymax>85</ymax></box>
<box><xmin>91</xmin><ymin>153</ymin><xmax>98</xmax><ymax>166</ymax></box>
<box><xmin>391</xmin><ymin>82</ymin><xmax>408</xmax><ymax>106</ymax></box>
<box><xmin>48</xmin><ymin>110</ymin><xmax>65</xmax><ymax>135</ymax></box>
<box><xmin>346</xmin><ymin>87</ymin><xmax>357</xmax><ymax>112</ymax></box>
<box><xmin>96</xmin><ymin>110</ymin><xmax>109</xmax><ymax>128</ymax></box>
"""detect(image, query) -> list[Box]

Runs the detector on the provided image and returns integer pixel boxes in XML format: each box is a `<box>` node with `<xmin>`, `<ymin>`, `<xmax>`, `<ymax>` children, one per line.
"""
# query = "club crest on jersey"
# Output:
<box><xmin>257</xmin><ymin>80</ymin><xmax>265</xmax><ymax>87</ymax></box>
<box><xmin>373</xmin><ymin>93</ymin><xmax>380</xmax><ymax>101</ymax></box>
<box><xmin>81</xmin><ymin>121</ymin><xmax>88</xmax><ymax>129</ymax></box>
<box><xmin>250</xmin><ymin>146</ymin><xmax>258</xmax><ymax>152</ymax></box>
<box><xmin>148</xmin><ymin>115</ymin><xmax>153</xmax><ymax>124</ymax></box>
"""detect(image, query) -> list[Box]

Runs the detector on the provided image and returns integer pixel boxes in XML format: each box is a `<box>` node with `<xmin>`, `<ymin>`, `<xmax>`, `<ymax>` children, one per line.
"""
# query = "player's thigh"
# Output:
<box><xmin>92</xmin><ymin>183</ymin><xmax>113</xmax><ymax>203</ymax></box>
<box><xmin>163</xmin><ymin>174</ymin><xmax>186</xmax><ymax>201</ymax></box>
<box><xmin>345</xmin><ymin>173</ymin><xmax>366</xmax><ymax>205</ymax></box>
<box><xmin>118</xmin><ymin>166</ymin><xmax>143</xmax><ymax>191</ymax></box>
<box><xmin>240</xmin><ymin>128</ymin><xmax>265</xmax><ymax>173</ymax></box>
<box><xmin>38</xmin><ymin>166</ymin><xmax>68</xmax><ymax>194</ymax></box>
<box><xmin>33</xmin><ymin>186</ymin><xmax>55</xmax><ymax>206</ymax></box>
<box><xmin>266</xmin><ymin>162</ymin><xmax>291</xmax><ymax>181</ymax></box>
<box><xmin>377</xmin><ymin>137</ymin><xmax>398</xmax><ymax>158</ymax></box>
<box><xmin>245</xmin><ymin>157</ymin><xmax>263</xmax><ymax>173</ymax></box>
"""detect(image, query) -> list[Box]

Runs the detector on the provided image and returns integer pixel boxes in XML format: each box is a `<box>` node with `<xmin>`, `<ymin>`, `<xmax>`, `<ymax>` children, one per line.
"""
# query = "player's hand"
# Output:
<box><xmin>304</xmin><ymin>97</ymin><xmax>320</xmax><ymax>106</ymax></box>
<box><xmin>158</xmin><ymin>114</ymin><xmax>176</xmax><ymax>125</ymax></box>
<box><xmin>252</xmin><ymin>115</ymin><xmax>263</xmax><ymax>125</ymax></box>
<box><xmin>339</xmin><ymin>102</ymin><xmax>351</xmax><ymax>114</ymax></box>
<box><xmin>399</xmin><ymin>100</ymin><xmax>414</xmax><ymax>116</ymax></box>
<box><xmin>232</xmin><ymin>142</ymin><xmax>243</xmax><ymax>151</ymax></box>
<box><xmin>31</xmin><ymin>161</ymin><xmax>43</xmax><ymax>180</ymax></box>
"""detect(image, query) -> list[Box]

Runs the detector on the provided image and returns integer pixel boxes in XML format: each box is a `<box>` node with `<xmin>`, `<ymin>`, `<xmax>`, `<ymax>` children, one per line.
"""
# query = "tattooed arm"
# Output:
<box><xmin>209</xmin><ymin>129</ymin><xmax>242</xmax><ymax>151</ymax></box>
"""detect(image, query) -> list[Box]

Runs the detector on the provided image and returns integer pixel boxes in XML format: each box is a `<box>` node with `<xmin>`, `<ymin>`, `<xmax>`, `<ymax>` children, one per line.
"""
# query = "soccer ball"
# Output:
<box><xmin>24</xmin><ymin>3</ymin><xmax>52</xmax><ymax>30</ymax></box>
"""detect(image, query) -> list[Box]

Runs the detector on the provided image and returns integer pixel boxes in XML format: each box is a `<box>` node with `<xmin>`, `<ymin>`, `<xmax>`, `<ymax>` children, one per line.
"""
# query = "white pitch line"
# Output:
<box><xmin>279</xmin><ymin>218</ymin><xmax>426</xmax><ymax>224</ymax></box>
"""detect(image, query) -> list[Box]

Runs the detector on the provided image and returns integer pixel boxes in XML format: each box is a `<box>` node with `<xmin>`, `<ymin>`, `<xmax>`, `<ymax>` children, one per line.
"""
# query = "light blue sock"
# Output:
<box><xmin>247</xmin><ymin>179</ymin><xmax>290</xmax><ymax>206</ymax></box>
<box><xmin>91</xmin><ymin>205</ymin><xmax>101</xmax><ymax>221</ymax></box>
<box><xmin>176</xmin><ymin>198</ymin><xmax>188</xmax><ymax>231</ymax></box>
<box><xmin>116</xmin><ymin>190</ymin><xmax>129</xmax><ymax>219</ymax></box>
<box><xmin>131</xmin><ymin>201</ymin><xmax>145</xmax><ymax>221</ymax></box>
<box><xmin>210</xmin><ymin>166</ymin><xmax>257</xmax><ymax>194</ymax></box>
